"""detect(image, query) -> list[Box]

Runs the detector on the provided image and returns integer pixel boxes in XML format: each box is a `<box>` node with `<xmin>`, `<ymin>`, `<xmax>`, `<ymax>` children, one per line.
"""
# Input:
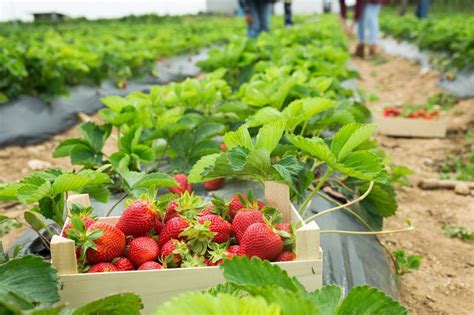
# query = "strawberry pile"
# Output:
<box><xmin>383</xmin><ymin>106</ymin><xmax>440</xmax><ymax>120</ymax></box>
<box><xmin>63</xmin><ymin>190</ymin><xmax>295</xmax><ymax>273</ymax></box>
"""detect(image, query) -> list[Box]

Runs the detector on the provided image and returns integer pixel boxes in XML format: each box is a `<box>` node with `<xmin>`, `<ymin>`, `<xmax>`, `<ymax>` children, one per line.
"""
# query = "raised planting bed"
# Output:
<box><xmin>50</xmin><ymin>181</ymin><xmax>322</xmax><ymax>314</ymax></box>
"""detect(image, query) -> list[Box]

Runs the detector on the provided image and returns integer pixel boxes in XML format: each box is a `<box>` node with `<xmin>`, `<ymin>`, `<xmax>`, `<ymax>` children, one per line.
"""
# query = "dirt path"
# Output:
<box><xmin>353</xmin><ymin>52</ymin><xmax>474</xmax><ymax>314</ymax></box>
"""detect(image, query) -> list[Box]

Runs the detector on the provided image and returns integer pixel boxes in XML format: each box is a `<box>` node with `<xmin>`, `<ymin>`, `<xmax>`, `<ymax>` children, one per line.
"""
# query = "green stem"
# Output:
<box><xmin>316</xmin><ymin>191</ymin><xmax>405</xmax><ymax>274</ymax></box>
<box><xmin>300</xmin><ymin>121</ymin><xmax>308</xmax><ymax>136</ymax></box>
<box><xmin>106</xmin><ymin>194</ymin><xmax>128</xmax><ymax>217</ymax></box>
<box><xmin>316</xmin><ymin>191</ymin><xmax>372</xmax><ymax>230</ymax></box>
<box><xmin>304</xmin><ymin>181</ymin><xmax>374</xmax><ymax>224</ymax></box>
<box><xmin>298</xmin><ymin>169</ymin><xmax>332</xmax><ymax>217</ymax></box>
<box><xmin>310</xmin><ymin>160</ymin><xmax>324</xmax><ymax>173</ymax></box>
<box><xmin>155</xmin><ymin>144</ymin><xmax>168</xmax><ymax>171</ymax></box>
<box><xmin>320</xmin><ymin>226</ymin><xmax>414</xmax><ymax>235</ymax></box>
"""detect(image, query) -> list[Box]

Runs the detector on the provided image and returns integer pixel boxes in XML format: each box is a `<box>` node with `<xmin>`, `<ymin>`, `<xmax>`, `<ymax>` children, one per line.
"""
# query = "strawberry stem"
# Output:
<box><xmin>320</xmin><ymin>226</ymin><xmax>414</xmax><ymax>235</ymax></box>
<box><xmin>298</xmin><ymin>169</ymin><xmax>333</xmax><ymax>217</ymax></box>
<box><xmin>303</xmin><ymin>181</ymin><xmax>374</xmax><ymax>224</ymax></box>
<box><xmin>106</xmin><ymin>193</ymin><xmax>128</xmax><ymax>217</ymax></box>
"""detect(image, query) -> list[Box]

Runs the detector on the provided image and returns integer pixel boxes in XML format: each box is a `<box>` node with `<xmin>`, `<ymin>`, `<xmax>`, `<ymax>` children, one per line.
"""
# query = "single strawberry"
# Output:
<box><xmin>116</xmin><ymin>200</ymin><xmax>157</xmax><ymax>237</ymax></box>
<box><xmin>154</xmin><ymin>216</ymin><xmax>164</xmax><ymax>235</ymax></box>
<box><xmin>164</xmin><ymin>192</ymin><xmax>202</xmax><ymax>223</ymax></box>
<box><xmin>159</xmin><ymin>239</ymin><xmax>188</xmax><ymax>267</ymax></box>
<box><xmin>228</xmin><ymin>191</ymin><xmax>265</xmax><ymax>219</ymax></box>
<box><xmin>128</xmin><ymin>236</ymin><xmax>159</xmax><ymax>267</ymax></box>
<box><xmin>158</xmin><ymin>217</ymin><xmax>189</xmax><ymax>248</ymax></box>
<box><xmin>84</xmin><ymin>222</ymin><xmax>126</xmax><ymax>264</ymax></box>
<box><xmin>169</xmin><ymin>174</ymin><xmax>192</xmax><ymax>195</ymax></box>
<box><xmin>62</xmin><ymin>217</ymin><xmax>96</xmax><ymax>238</ymax></box>
<box><xmin>62</xmin><ymin>204</ymin><xmax>96</xmax><ymax>238</ymax></box>
<box><xmin>138</xmin><ymin>261</ymin><xmax>163</xmax><ymax>270</ymax></box>
<box><xmin>88</xmin><ymin>262</ymin><xmax>118</xmax><ymax>273</ymax></box>
<box><xmin>276</xmin><ymin>222</ymin><xmax>290</xmax><ymax>230</ymax></box>
<box><xmin>197</xmin><ymin>214</ymin><xmax>232</xmax><ymax>244</ymax></box>
<box><xmin>113</xmin><ymin>257</ymin><xmax>134</xmax><ymax>271</ymax></box>
<box><xmin>232</xmin><ymin>210</ymin><xmax>264</xmax><ymax>242</ymax></box>
<box><xmin>220</xmin><ymin>143</ymin><xmax>227</xmax><ymax>152</ymax></box>
<box><xmin>240</xmin><ymin>222</ymin><xmax>283</xmax><ymax>261</ymax></box>
<box><xmin>227</xmin><ymin>245</ymin><xmax>244</xmax><ymax>257</ymax></box>
<box><xmin>199</xmin><ymin>204</ymin><xmax>214</xmax><ymax>216</ymax></box>
<box><xmin>204</xmin><ymin>178</ymin><xmax>225</xmax><ymax>191</ymax></box>
<box><xmin>274</xmin><ymin>251</ymin><xmax>296</xmax><ymax>262</ymax></box>
<box><xmin>206</xmin><ymin>243</ymin><xmax>230</xmax><ymax>266</ymax></box>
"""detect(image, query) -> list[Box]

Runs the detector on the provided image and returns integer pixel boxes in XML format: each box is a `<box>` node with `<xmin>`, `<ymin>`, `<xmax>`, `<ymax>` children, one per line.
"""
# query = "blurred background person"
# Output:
<box><xmin>239</xmin><ymin>0</ymin><xmax>273</xmax><ymax>38</ymax></box>
<box><xmin>284</xmin><ymin>0</ymin><xmax>293</xmax><ymax>28</ymax></box>
<box><xmin>416</xmin><ymin>0</ymin><xmax>430</xmax><ymax>19</ymax></box>
<box><xmin>339</xmin><ymin>0</ymin><xmax>388</xmax><ymax>58</ymax></box>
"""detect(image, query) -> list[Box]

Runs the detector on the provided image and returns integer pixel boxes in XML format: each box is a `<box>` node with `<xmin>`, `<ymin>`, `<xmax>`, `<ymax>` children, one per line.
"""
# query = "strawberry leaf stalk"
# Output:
<box><xmin>179</xmin><ymin>221</ymin><xmax>217</xmax><ymax>256</ymax></box>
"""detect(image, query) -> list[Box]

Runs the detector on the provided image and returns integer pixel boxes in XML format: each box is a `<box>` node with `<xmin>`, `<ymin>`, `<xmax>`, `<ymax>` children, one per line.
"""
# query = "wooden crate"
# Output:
<box><xmin>374</xmin><ymin>114</ymin><xmax>447</xmax><ymax>138</ymax></box>
<box><xmin>51</xmin><ymin>181</ymin><xmax>323</xmax><ymax>314</ymax></box>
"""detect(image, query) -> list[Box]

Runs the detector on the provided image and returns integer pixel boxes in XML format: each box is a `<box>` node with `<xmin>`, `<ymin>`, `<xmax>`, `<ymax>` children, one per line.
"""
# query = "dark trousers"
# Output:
<box><xmin>284</xmin><ymin>2</ymin><xmax>292</xmax><ymax>26</ymax></box>
<box><xmin>416</xmin><ymin>0</ymin><xmax>430</xmax><ymax>19</ymax></box>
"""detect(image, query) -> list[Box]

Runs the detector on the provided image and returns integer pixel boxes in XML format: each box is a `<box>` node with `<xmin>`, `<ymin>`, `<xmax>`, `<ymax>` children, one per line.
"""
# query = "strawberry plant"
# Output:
<box><xmin>0</xmin><ymin>254</ymin><xmax>143</xmax><ymax>314</ymax></box>
<box><xmin>443</xmin><ymin>225</ymin><xmax>474</xmax><ymax>241</ymax></box>
<box><xmin>393</xmin><ymin>250</ymin><xmax>423</xmax><ymax>276</ymax></box>
<box><xmin>155</xmin><ymin>257</ymin><xmax>408</xmax><ymax>314</ymax></box>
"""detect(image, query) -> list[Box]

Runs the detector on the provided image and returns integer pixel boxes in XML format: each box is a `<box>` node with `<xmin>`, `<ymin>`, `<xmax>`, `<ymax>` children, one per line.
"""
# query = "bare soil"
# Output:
<box><xmin>1</xmin><ymin>48</ymin><xmax>473</xmax><ymax>314</ymax></box>
<box><xmin>353</xmin><ymin>52</ymin><xmax>474</xmax><ymax>315</ymax></box>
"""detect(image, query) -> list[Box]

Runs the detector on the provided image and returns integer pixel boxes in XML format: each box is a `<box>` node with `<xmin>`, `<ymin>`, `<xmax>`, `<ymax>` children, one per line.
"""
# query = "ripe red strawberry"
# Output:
<box><xmin>204</xmin><ymin>178</ymin><xmax>225</xmax><ymax>191</ymax></box>
<box><xmin>228</xmin><ymin>193</ymin><xmax>265</xmax><ymax>219</ymax></box>
<box><xmin>169</xmin><ymin>174</ymin><xmax>192</xmax><ymax>195</ymax></box>
<box><xmin>116</xmin><ymin>200</ymin><xmax>157</xmax><ymax>237</ymax></box>
<box><xmin>232</xmin><ymin>210</ymin><xmax>264</xmax><ymax>242</ymax></box>
<box><xmin>240</xmin><ymin>223</ymin><xmax>283</xmax><ymax>261</ymax></box>
<box><xmin>154</xmin><ymin>216</ymin><xmax>163</xmax><ymax>235</ymax></box>
<box><xmin>138</xmin><ymin>261</ymin><xmax>163</xmax><ymax>270</ymax></box>
<box><xmin>199</xmin><ymin>204</ymin><xmax>214</xmax><ymax>216</ymax></box>
<box><xmin>164</xmin><ymin>192</ymin><xmax>202</xmax><ymax>223</ymax></box>
<box><xmin>113</xmin><ymin>257</ymin><xmax>134</xmax><ymax>271</ymax></box>
<box><xmin>158</xmin><ymin>217</ymin><xmax>189</xmax><ymax>248</ymax></box>
<box><xmin>275</xmin><ymin>223</ymin><xmax>291</xmax><ymax>233</ymax></box>
<box><xmin>159</xmin><ymin>239</ymin><xmax>188</xmax><ymax>267</ymax></box>
<box><xmin>62</xmin><ymin>217</ymin><xmax>96</xmax><ymax>238</ymax></box>
<box><xmin>85</xmin><ymin>222</ymin><xmax>126</xmax><ymax>264</ymax></box>
<box><xmin>274</xmin><ymin>251</ymin><xmax>296</xmax><ymax>262</ymax></box>
<box><xmin>88</xmin><ymin>262</ymin><xmax>118</xmax><ymax>273</ymax></box>
<box><xmin>128</xmin><ymin>237</ymin><xmax>159</xmax><ymax>267</ymax></box>
<box><xmin>197</xmin><ymin>214</ymin><xmax>232</xmax><ymax>244</ymax></box>
<box><xmin>227</xmin><ymin>245</ymin><xmax>244</xmax><ymax>257</ymax></box>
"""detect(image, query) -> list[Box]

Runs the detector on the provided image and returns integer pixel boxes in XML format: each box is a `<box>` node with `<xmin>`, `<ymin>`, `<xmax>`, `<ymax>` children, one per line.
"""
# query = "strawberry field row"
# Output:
<box><xmin>0</xmin><ymin>15</ymin><xmax>244</xmax><ymax>103</ymax></box>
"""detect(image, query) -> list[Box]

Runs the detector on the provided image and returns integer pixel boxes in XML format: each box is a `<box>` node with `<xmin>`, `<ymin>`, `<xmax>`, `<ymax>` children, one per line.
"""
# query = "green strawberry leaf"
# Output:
<box><xmin>359</xmin><ymin>183</ymin><xmax>397</xmax><ymax>218</ymax></box>
<box><xmin>72</xmin><ymin>293</ymin><xmax>143</xmax><ymax>315</ymax></box>
<box><xmin>331</xmin><ymin>123</ymin><xmax>376</xmax><ymax>160</ymax></box>
<box><xmin>221</xmin><ymin>257</ymin><xmax>305</xmax><ymax>294</ymax></box>
<box><xmin>309</xmin><ymin>284</ymin><xmax>342</xmax><ymax>315</ymax></box>
<box><xmin>223</xmin><ymin>125</ymin><xmax>253</xmax><ymax>151</ymax></box>
<box><xmin>0</xmin><ymin>256</ymin><xmax>60</xmax><ymax>307</ymax></box>
<box><xmin>335</xmin><ymin>285</ymin><xmax>408</xmax><ymax>315</ymax></box>
<box><xmin>155</xmin><ymin>293</ymin><xmax>279</xmax><ymax>315</ymax></box>
<box><xmin>255</xmin><ymin>120</ymin><xmax>286</xmax><ymax>153</ymax></box>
